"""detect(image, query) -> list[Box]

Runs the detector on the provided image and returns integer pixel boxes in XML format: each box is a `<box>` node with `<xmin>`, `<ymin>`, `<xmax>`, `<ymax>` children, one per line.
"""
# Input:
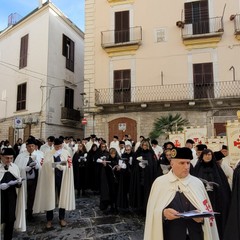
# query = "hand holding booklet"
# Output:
<box><xmin>176</xmin><ymin>210</ymin><xmax>220</xmax><ymax>218</ymax></box>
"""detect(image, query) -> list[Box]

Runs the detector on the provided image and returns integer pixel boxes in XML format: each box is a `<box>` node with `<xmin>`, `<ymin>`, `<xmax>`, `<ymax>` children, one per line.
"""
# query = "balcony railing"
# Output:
<box><xmin>181</xmin><ymin>17</ymin><xmax>224</xmax><ymax>39</ymax></box>
<box><xmin>233</xmin><ymin>14</ymin><xmax>240</xmax><ymax>34</ymax></box>
<box><xmin>101</xmin><ymin>26</ymin><xmax>142</xmax><ymax>48</ymax></box>
<box><xmin>95</xmin><ymin>80</ymin><xmax>240</xmax><ymax>105</ymax></box>
<box><xmin>61</xmin><ymin>107</ymin><xmax>81</xmax><ymax>122</ymax></box>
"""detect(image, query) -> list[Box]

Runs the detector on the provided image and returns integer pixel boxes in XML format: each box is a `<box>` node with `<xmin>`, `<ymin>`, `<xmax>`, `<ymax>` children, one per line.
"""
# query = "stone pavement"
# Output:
<box><xmin>12</xmin><ymin>193</ymin><xmax>145</xmax><ymax>240</ymax></box>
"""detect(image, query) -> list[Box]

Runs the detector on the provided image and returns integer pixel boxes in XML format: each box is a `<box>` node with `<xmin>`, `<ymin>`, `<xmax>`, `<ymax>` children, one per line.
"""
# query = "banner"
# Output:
<box><xmin>226</xmin><ymin>121</ymin><xmax>240</xmax><ymax>165</ymax></box>
<box><xmin>184</xmin><ymin>127</ymin><xmax>207</xmax><ymax>144</ymax></box>
<box><xmin>168</xmin><ymin>133</ymin><xmax>185</xmax><ymax>147</ymax></box>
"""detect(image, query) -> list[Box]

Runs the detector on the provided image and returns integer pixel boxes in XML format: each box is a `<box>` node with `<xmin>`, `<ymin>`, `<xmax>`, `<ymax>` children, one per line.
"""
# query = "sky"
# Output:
<box><xmin>0</xmin><ymin>0</ymin><xmax>85</xmax><ymax>31</ymax></box>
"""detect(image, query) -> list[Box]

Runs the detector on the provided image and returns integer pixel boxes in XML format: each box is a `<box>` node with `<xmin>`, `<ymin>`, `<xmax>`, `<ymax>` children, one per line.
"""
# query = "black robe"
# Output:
<box><xmin>193</xmin><ymin>160</ymin><xmax>231</xmax><ymax>239</ymax></box>
<box><xmin>223</xmin><ymin>164</ymin><xmax>240</xmax><ymax>240</ymax></box>
<box><xmin>94</xmin><ymin>149</ymin><xmax>109</xmax><ymax>193</ymax></box>
<box><xmin>72</xmin><ymin>151</ymin><xmax>87</xmax><ymax>191</ymax></box>
<box><xmin>99</xmin><ymin>154</ymin><xmax>118</xmax><ymax>210</ymax></box>
<box><xmin>129</xmin><ymin>148</ymin><xmax>160</xmax><ymax>212</ymax></box>
<box><xmin>116</xmin><ymin>152</ymin><xmax>133</xmax><ymax>209</ymax></box>
<box><xmin>164</xmin><ymin>191</ymin><xmax>203</xmax><ymax>240</ymax></box>
<box><xmin>86</xmin><ymin>146</ymin><xmax>98</xmax><ymax>190</ymax></box>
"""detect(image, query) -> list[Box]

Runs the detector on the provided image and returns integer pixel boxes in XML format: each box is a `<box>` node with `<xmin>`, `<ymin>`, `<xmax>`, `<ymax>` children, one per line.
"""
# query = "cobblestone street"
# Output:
<box><xmin>12</xmin><ymin>193</ymin><xmax>145</xmax><ymax>240</ymax></box>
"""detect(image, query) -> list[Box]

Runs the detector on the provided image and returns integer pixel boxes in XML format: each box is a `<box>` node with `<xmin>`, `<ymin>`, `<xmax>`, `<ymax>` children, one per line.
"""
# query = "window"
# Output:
<box><xmin>114</xmin><ymin>70</ymin><xmax>131</xmax><ymax>103</ymax></box>
<box><xmin>19</xmin><ymin>34</ymin><xmax>28</xmax><ymax>69</ymax></box>
<box><xmin>62</xmin><ymin>34</ymin><xmax>75</xmax><ymax>72</ymax></box>
<box><xmin>115</xmin><ymin>11</ymin><xmax>130</xmax><ymax>43</ymax></box>
<box><xmin>193</xmin><ymin>63</ymin><xmax>214</xmax><ymax>99</ymax></box>
<box><xmin>184</xmin><ymin>0</ymin><xmax>209</xmax><ymax>35</ymax></box>
<box><xmin>16</xmin><ymin>83</ymin><xmax>27</xmax><ymax>111</ymax></box>
<box><xmin>65</xmin><ymin>87</ymin><xmax>74</xmax><ymax>109</ymax></box>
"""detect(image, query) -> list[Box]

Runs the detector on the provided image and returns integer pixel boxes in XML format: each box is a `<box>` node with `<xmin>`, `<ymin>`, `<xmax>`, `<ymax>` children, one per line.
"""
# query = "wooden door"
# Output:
<box><xmin>108</xmin><ymin>117</ymin><xmax>137</xmax><ymax>143</ymax></box>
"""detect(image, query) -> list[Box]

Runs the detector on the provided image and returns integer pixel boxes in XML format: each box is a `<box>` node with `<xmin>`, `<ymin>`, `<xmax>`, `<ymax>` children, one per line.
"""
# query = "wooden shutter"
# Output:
<box><xmin>19</xmin><ymin>34</ymin><xmax>29</xmax><ymax>69</ymax></box>
<box><xmin>24</xmin><ymin>125</ymin><xmax>31</xmax><ymax>142</ymax></box>
<box><xmin>193</xmin><ymin>62</ymin><xmax>214</xmax><ymax>99</ymax></box>
<box><xmin>200</xmin><ymin>0</ymin><xmax>209</xmax><ymax>21</ymax></box>
<box><xmin>65</xmin><ymin>87</ymin><xmax>74</xmax><ymax>109</ymax></box>
<box><xmin>63</xmin><ymin>34</ymin><xmax>75</xmax><ymax>72</ymax></box>
<box><xmin>62</xmin><ymin>34</ymin><xmax>67</xmax><ymax>57</ymax></box>
<box><xmin>16</xmin><ymin>83</ymin><xmax>27</xmax><ymax>111</ymax></box>
<box><xmin>115</xmin><ymin>11</ymin><xmax>130</xmax><ymax>43</ymax></box>
<box><xmin>184</xmin><ymin>2</ymin><xmax>192</xmax><ymax>24</ymax></box>
<box><xmin>203</xmin><ymin>63</ymin><xmax>213</xmax><ymax>84</ymax></box>
<box><xmin>8</xmin><ymin>127</ymin><xmax>14</xmax><ymax>146</ymax></box>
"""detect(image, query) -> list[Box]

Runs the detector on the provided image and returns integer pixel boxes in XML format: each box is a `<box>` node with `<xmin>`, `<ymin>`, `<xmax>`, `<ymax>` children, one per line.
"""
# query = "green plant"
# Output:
<box><xmin>149</xmin><ymin>113</ymin><xmax>189</xmax><ymax>139</ymax></box>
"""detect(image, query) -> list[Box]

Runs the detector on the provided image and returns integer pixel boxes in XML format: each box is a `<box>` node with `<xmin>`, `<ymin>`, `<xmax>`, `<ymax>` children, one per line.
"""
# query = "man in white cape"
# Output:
<box><xmin>14</xmin><ymin>138</ymin><xmax>41</xmax><ymax>221</ymax></box>
<box><xmin>144</xmin><ymin>147</ymin><xmax>219</xmax><ymax>240</ymax></box>
<box><xmin>0</xmin><ymin>148</ymin><xmax>26</xmax><ymax>239</ymax></box>
<box><xmin>33</xmin><ymin>138</ymin><xmax>75</xmax><ymax>229</ymax></box>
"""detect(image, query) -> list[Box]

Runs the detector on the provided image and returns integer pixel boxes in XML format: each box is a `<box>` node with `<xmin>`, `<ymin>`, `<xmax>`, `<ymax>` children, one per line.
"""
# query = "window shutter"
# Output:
<box><xmin>184</xmin><ymin>2</ymin><xmax>192</xmax><ymax>24</ymax></box>
<box><xmin>203</xmin><ymin>63</ymin><xmax>213</xmax><ymax>84</ymax></box>
<box><xmin>62</xmin><ymin>34</ymin><xmax>67</xmax><ymax>57</ymax></box>
<box><xmin>19</xmin><ymin>34</ymin><xmax>28</xmax><ymax>69</ymax></box>
<box><xmin>200</xmin><ymin>0</ymin><xmax>209</xmax><ymax>21</ymax></box>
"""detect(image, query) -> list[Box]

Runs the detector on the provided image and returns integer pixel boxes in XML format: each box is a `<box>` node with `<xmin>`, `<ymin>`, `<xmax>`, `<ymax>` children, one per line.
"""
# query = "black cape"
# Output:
<box><xmin>129</xmin><ymin>148</ymin><xmax>160</xmax><ymax>212</ymax></box>
<box><xmin>223</xmin><ymin>164</ymin><xmax>240</xmax><ymax>240</ymax></box>
<box><xmin>193</xmin><ymin>160</ymin><xmax>231</xmax><ymax>239</ymax></box>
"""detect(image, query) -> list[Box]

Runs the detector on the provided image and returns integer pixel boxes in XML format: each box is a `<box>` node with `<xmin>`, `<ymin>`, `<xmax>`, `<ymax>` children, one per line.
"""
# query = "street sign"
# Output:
<box><xmin>81</xmin><ymin>118</ymin><xmax>87</xmax><ymax>125</ymax></box>
<box><xmin>14</xmin><ymin>117</ymin><xmax>23</xmax><ymax>128</ymax></box>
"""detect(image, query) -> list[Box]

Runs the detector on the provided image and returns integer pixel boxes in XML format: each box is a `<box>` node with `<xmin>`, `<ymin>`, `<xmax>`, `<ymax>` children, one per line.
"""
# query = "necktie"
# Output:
<box><xmin>4</xmin><ymin>165</ymin><xmax>8</xmax><ymax>171</ymax></box>
<box><xmin>28</xmin><ymin>154</ymin><xmax>33</xmax><ymax>175</ymax></box>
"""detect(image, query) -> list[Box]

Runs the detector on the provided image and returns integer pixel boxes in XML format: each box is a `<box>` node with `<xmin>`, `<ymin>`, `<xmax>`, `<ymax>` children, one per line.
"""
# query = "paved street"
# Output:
<box><xmin>12</xmin><ymin>192</ymin><xmax>145</xmax><ymax>240</ymax></box>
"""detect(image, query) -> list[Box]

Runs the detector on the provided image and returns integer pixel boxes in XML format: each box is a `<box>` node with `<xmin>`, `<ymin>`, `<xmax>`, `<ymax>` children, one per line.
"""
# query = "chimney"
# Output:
<box><xmin>38</xmin><ymin>0</ymin><xmax>49</xmax><ymax>8</ymax></box>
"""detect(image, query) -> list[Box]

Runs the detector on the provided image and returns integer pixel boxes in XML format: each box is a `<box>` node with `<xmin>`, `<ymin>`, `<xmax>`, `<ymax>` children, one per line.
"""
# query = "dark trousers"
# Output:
<box><xmin>46</xmin><ymin>175</ymin><xmax>65</xmax><ymax>221</ymax></box>
<box><xmin>27</xmin><ymin>179</ymin><xmax>37</xmax><ymax>216</ymax></box>
<box><xmin>3</xmin><ymin>221</ymin><xmax>14</xmax><ymax>240</ymax></box>
<box><xmin>46</xmin><ymin>208</ymin><xmax>65</xmax><ymax>221</ymax></box>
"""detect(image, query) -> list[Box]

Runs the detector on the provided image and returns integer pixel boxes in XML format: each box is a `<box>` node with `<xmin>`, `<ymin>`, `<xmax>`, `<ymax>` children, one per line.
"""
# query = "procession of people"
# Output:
<box><xmin>0</xmin><ymin>133</ymin><xmax>239</xmax><ymax>240</ymax></box>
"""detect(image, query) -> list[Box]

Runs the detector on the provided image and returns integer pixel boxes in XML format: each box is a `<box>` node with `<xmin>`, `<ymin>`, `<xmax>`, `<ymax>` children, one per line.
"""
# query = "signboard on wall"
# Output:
<box><xmin>226</xmin><ymin>121</ymin><xmax>240</xmax><ymax>165</ymax></box>
<box><xmin>14</xmin><ymin>117</ymin><xmax>23</xmax><ymax>128</ymax></box>
<box><xmin>118</xmin><ymin>123</ymin><xmax>126</xmax><ymax>131</ymax></box>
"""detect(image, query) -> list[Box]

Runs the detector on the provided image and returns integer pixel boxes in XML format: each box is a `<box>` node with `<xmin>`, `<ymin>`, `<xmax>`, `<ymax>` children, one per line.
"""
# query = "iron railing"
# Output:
<box><xmin>95</xmin><ymin>80</ymin><xmax>240</xmax><ymax>105</ymax></box>
<box><xmin>101</xmin><ymin>26</ymin><xmax>142</xmax><ymax>48</ymax></box>
<box><xmin>233</xmin><ymin>14</ymin><xmax>240</xmax><ymax>34</ymax></box>
<box><xmin>61</xmin><ymin>107</ymin><xmax>81</xmax><ymax>121</ymax></box>
<box><xmin>182</xmin><ymin>17</ymin><xmax>224</xmax><ymax>39</ymax></box>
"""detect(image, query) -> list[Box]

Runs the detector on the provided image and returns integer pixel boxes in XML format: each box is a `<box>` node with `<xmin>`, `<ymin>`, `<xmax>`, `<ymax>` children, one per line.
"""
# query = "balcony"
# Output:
<box><xmin>101</xmin><ymin>26</ymin><xmax>142</xmax><ymax>56</ymax></box>
<box><xmin>178</xmin><ymin>17</ymin><xmax>224</xmax><ymax>48</ymax></box>
<box><xmin>95</xmin><ymin>80</ymin><xmax>240</xmax><ymax>106</ymax></box>
<box><xmin>230</xmin><ymin>14</ymin><xmax>240</xmax><ymax>40</ymax></box>
<box><xmin>61</xmin><ymin>107</ymin><xmax>81</xmax><ymax>125</ymax></box>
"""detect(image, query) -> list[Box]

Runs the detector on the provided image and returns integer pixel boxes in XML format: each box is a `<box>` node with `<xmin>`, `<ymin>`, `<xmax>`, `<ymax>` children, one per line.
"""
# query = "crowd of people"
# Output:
<box><xmin>0</xmin><ymin>133</ymin><xmax>239</xmax><ymax>240</ymax></box>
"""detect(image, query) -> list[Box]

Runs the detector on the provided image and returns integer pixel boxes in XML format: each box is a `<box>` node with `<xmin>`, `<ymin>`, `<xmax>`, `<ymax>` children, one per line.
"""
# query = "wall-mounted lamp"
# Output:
<box><xmin>140</xmin><ymin>103</ymin><xmax>147</xmax><ymax>108</ymax></box>
<box><xmin>176</xmin><ymin>21</ymin><xmax>184</xmax><ymax>28</ymax></box>
<box><xmin>230</xmin><ymin>14</ymin><xmax>236</xmax><ymax>21</ymax></box>
<box><xmin>164</xmin><ymin>103</ymin><xmax>171</xmax><ymax>107</ymax></box>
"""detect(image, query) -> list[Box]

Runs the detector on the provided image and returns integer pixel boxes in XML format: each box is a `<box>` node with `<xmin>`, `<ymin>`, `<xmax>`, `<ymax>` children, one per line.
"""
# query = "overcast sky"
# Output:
<box><xmin>0</xmin><ymin>0</ymin><xmax>85</xmax><ymax>31</ymax></box>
